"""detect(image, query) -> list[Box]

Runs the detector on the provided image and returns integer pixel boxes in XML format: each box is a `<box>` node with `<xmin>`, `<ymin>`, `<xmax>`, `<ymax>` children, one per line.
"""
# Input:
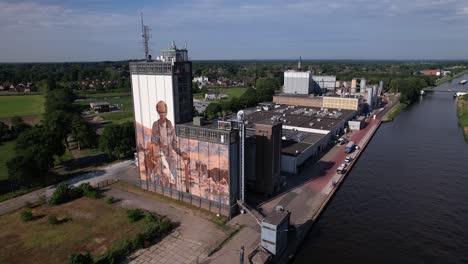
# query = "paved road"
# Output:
<box><xmin>0</xmin><ymin>160</ymin><xmax>136</xmax><ymax>215</ymax></box>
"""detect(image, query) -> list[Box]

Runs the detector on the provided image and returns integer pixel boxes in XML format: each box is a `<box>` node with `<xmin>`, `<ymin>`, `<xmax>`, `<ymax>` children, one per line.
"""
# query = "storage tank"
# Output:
<box><xmin>366</xmin><ymin>87</ymin><xmax>373</xmax><ymax>111</ymax></box>
<box><xmin>360</xmin><ymin>79</ymin><xmax>367</xmax><ymax>91</ymax></box>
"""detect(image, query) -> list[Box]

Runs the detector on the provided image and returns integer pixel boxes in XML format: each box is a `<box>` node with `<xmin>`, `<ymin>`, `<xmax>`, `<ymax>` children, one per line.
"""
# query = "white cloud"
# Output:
<box><xmin>457</xmin><ymin>7</ymin><xmax>468</xmax><ymax>15</ymax></box>
<box><xmin>0</xmin><ymin>2</ymin><xmax>133</xmax><ymax>31</ymax></box>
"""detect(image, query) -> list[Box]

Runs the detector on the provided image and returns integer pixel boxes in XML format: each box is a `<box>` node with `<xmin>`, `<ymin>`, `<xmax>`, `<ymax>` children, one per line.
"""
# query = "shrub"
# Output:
<box><xmin>49</xmin><ymin>183</ymin><xmax>71</xmax><ymax>205</ymax></box>
<box><xmin>68</xmin><ymin>252</ymin><xmax>93</xmax><ymax>264</ymax></box>
<box><xmin>144</xmin><ymin>213</ymin><xmax>157</xmax><ymax>224</ymax></box>
<box><xmin>127</xmin><ymin>209</ymin><xmax>143</xmax><ymax>223</ymax></box>
<box><xmin>20</xmin><ymin>210</ymin><xmax>33</xmax><ymax>222</ymax></box>
<box><xmin>83</xmin><ymin>189</ymin><xmax>98</xmax><ymax>199</ymax></box>
<box><xmin>49</xmin><ymin>182</ymin><xmax>97</xmax><ymax>205</ymax></box>
<box><xmin>48</xmin><ymin>215</ymin><xmax>59</xmax><ymax>225</ymax></box>
<box><xmin>157</xmin><ymin>218</ymin><xmax>172</xmax><ymax>234</ymax></box>
<box><xmin>105</xmin><ymin>197</ymin><xmax>115</xmax><ymax>205</ymax></box>
<box><xmin>79</xmin><ymin>183</ymin><xmax>98</xmax><ymax>199</ymax></box>
<box><xmin>78</xmin><ymin>183</ymin><xmax>93</xmax><ymax>193</ymax></box>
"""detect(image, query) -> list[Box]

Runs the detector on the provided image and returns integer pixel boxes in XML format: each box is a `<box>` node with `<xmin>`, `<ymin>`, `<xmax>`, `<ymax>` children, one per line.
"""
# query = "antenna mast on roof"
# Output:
<box><xmin>140</xmin><ymin>12</ymin><xmax>150</xmax><ymax>60</ymax></box>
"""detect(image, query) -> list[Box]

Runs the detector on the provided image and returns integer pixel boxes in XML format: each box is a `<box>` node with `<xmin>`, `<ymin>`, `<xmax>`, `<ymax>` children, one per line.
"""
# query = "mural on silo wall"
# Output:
<box><xmin>132</xmin><ymin>74</ymin><xmax>230</xmax><ymax>206</ymax></box>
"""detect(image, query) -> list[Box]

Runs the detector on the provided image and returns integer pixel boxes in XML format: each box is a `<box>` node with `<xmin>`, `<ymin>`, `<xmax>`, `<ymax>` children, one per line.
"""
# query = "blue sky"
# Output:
<box><xmin>1</xmin><ymin>0</ymin><xmax>468</xmax><ymax>62</ymax></box>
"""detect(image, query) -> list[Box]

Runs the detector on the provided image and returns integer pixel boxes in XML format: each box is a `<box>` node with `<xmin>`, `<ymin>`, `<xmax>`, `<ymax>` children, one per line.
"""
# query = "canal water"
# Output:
<box><xmin>295</xmin><ymin>76</ymin><xmax>468</xmax><ymax>264</ymax></box>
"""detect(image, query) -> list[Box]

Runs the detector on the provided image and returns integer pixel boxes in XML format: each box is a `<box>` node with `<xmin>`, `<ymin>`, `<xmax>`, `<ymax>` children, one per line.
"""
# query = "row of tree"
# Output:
<box><xmin>5</xmin><ymin>80</ymin><xmax>136</xmax><ymax>187</ymax></box>
<box><xmin>204</xmin><ymin>77</ymin><xmax>280</xmax><ymax>119</ymax></box>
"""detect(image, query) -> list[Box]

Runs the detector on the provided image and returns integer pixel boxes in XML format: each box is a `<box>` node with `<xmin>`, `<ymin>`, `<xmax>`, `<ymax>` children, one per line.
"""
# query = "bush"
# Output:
<box><xmin>20</xmin><ymin>210</ymin><xmax>33</xmax><ymax>222</ymax></box>
<box><xmin>127</xmin><ymin>209</ymin><xmax>144</xmax><ymax>223</ymax></box>
<box><xmin>49</xmin><ymin>183</ymin><xmax>98</xmax><ymax>205</ymax></box>
<box><xmin>77</xmin><ymin>183</ymin><xmax>93</xmax><ymax>193</ymax></box>
<box><xmin>144</xmin><ymin>212</ymin><xmax>157</xmax><ymax>224</ymax></box>
<box><xmin>48</xmin><ymin>215</ymin><xmax>59</xmax><ymax>225</ymax></box>
<box><xmin>105</xmin><ymin>197</ymin><xmax>115</xmax><ymax>205</ymax></box>
<box><xmin>83</xmin><ymin>189</ymin><xmax>98</xmax><ymax>199</ymax></box>
<box><xmin>68</xmin><ymin>252</ymin><xmax>93</xmax><ymax>264</ymax></box>
<box><xmin>49</xmin><ymin>183</ymin><xmax>71</xmax><ymax>205</ymax></box>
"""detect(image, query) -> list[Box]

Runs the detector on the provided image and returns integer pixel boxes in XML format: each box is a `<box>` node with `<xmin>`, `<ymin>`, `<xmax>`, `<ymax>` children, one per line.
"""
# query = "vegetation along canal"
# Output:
<box><xmin>295</xmin><ymin>79</ymin><xmax>468</xmax><ymax>263</ymax></box>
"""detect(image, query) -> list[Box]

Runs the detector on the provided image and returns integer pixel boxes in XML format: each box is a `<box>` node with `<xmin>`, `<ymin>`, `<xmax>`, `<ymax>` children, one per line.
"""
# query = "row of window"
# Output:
<box><xmin>176</xmin><ymin>126</ymin><xmax>237</xmax><ymax>144</ymax></box>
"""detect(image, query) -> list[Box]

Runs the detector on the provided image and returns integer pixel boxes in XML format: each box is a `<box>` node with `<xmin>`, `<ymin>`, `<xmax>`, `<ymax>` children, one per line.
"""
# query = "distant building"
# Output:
<box><xmin>422</xmin><ymin>69</ymin><xmax>441</xmax><ymax>76</ymax></box>
<box><xmin>204</xmin><ymin>93</ymin><xmax>228</xmax><ymax>100</ymax></box>
<box><xmin>90</xmin><ymin>102</ymin><xmax>110</xmax><ymax>112</ymax></box>
<box><xmin>283</xmin><ymin>70</ymin><xmax>315</xmax><ymax>95</ymax></box>
<box><xmin>273</xmin><ymin>94</ymin><xmax>360</xmax><ymax>111</ymax></box>
<box><xmin>193</xmin><ymin>76</ymin><xmax>209</xmax><ymax>84</ymax></box>
<box><xmin>312</xmin><ymin>75</ymin><xmax>336</xmax><ymax>94</ymax></box>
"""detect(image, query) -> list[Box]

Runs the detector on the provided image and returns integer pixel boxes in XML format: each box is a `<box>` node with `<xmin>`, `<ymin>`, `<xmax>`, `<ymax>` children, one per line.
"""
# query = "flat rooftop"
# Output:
<box><xmin>243</xmin><ymin>105</ymin><xmax>355</xmax><ymax>132</ymax></box>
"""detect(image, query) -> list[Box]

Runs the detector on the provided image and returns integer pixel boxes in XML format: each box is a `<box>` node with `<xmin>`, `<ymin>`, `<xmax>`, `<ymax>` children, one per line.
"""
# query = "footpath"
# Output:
<box><xmin>0</xmin><ymin>160</ymin><xmax>134</xmax><ymax>215</ymax></box>
<box><xmin>206</xmin><ymin>117</ymin><xmax>381</xmax><ymax>263</ymax></box>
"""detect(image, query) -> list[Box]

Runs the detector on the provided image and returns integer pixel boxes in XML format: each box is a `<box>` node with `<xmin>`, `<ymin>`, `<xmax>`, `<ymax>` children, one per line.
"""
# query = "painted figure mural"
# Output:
<box><xmin>134</xmin><ymin>100</ymin><xmax>230</xmax><ymax>206</ymax></box>
<box><xmin>148</xmin><ymin>100</ymin><xmax>189</xmax><ymax>188</ymax></box>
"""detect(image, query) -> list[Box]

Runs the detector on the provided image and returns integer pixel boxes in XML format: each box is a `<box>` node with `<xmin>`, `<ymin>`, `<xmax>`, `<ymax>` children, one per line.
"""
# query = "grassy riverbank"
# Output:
<box><xmin>457</xmin><ymin>94</ymin><xmax>468</xmax><ymax>141</ymax></box>
<box><xmin>436</xmin><ymin>70</ymin><xmax>468</xmax><ymax>86</ymax></box>
<box><xmin>382</xmin><ymin>102</ymin><xmax>408</xmax><ymax>122</ymax></box>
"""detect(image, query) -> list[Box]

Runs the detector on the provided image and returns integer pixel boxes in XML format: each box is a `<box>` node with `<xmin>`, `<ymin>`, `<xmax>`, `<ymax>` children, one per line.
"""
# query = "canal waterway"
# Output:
<box><xmin>295</xmin><ymin>76</ymin><xmax>468</xmax><ymax>264</ymax></box>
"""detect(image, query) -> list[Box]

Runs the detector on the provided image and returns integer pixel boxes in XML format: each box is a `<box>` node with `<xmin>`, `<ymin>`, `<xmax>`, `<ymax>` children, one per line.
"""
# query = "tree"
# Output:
<box><xmin>43</xmin><ymin>110</ymin><xmax>73</xmax><ymax>149</ymax></box>
<box><xmin>255</xmin><ymin>77</ymin><xmax>280</xmax><ymax>102</ymax></box>
<box><xmin>10</xmin><ymin>116</ymin><xmax>31</xmax><ymax>137</ymax></box>
<box><xmin>0</xmin><ymin>121</ymin><xmax>10</xmax><ymax>141</ymax></box>
<box><xmin>70</xmin><ymin>115</ymin><xmax>97</xmax><ymax>151</ymax></box>
<box><xmin>238</xmin><ymin>87</ymin><xmax>257</xmax><ymax>108</ymax></box>
<box><xmin>8</xmin><ymin>126</ymin><xmax>65</xmax><ymax>184</ymax></box>
<box><xmin>99</xmin><ymin>122</ymin><xmax>135</xmax><ymax>159</ymax></box>
<box><xmin>205</xmin><ymin>102</ymin><xmax>222</xmax><ymax>120</ymax></box>
<box><xmin>192</xmin><ymin>82</ymin><xmax>199</xmax><ymax>93</ymax></box>
<box><xmin>47</xmin><ymin>74</ymin><xmax>57</xmax><ymax>91</ymax></box>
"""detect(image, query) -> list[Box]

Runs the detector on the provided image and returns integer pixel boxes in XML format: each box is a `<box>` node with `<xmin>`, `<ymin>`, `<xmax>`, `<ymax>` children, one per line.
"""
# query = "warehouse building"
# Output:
<box><xmin>273</xmin><ymin>94</ymin><xmax>361</xmax><ymax>111</ymax></box>
<box><xmin>241</xmin><ymin>105</ymin><xmax>356</xmax><ymax>174</ymax></box>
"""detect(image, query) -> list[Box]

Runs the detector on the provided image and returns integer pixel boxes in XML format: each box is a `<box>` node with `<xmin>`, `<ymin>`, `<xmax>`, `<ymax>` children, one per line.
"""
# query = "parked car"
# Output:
<box><xmin>338</xmin><ymin>137</ymin><xmax>348</xmax><ymax>145</ymax></box>
<box><xmin>345</xmin><ymin>156</ymin><xmax>353</xmax><ymax>163</ymax></box>
<box><xmin>336</xmin><ymin>163</ymin><xmax>348</xmax><ymax>174</ymax></box>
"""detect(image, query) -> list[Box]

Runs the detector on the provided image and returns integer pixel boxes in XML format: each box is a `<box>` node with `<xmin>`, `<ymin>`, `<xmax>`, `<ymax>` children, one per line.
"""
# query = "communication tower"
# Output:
<box><xmin>140</xmin><ymin>12</ymin><xmax>151</xmax><ymax>60</ymax></box>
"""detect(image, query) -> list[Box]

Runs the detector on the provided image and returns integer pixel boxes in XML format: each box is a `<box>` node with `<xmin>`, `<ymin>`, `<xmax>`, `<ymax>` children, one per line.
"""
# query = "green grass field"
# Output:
<box><xmin>100</xmin><ymin>111</ymin><xmax>134</xmax><ymax>124</ymax></box>
<box><xmin>193</xmin><ymin>87</ymin><xmax>248</xmax><ymax>100</ymax></box>
<box><xmin>0</xmin><ymin>95</ymin><xmax>45</xmax><ymax>118</ymax></box>
<box><xmin>0</xmin><ymin>197</ymin><xmax>147</xmax><ymax>264</ymax></box>
<box><xmin>77</xmin><ymin>90</ymin><xmax>131</xmax><ymax>98</ymax></box>
<box><xmin>0</xmin><ymin>141</ymin><xmax>15</xmax><ymax>181</ymax></box>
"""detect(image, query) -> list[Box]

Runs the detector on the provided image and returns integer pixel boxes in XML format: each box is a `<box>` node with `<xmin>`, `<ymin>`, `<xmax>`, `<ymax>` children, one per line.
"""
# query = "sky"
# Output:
<box><xmin>1</xmin><ymin>0</ymin><xmax>468</xmax><ymax>62</ymax></box>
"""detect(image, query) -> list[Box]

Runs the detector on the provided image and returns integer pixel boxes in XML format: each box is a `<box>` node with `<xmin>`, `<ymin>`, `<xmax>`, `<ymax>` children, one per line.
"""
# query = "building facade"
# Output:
<box><xmin>130</xmin><ymin>44</ymin><xmax>239</xmax><ymax>216</ymax></box>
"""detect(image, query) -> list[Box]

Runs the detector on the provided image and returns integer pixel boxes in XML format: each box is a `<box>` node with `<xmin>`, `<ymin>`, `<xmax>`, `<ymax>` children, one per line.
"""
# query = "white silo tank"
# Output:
<box><xmin>360</xmin><ymin>79</ymin><xmax>367</xmax><ymax>91</ymax></box>
<box><xmin>366</xmin><ymin>87</ymin><xmax>373</xmax><ymax>111</ymax></box>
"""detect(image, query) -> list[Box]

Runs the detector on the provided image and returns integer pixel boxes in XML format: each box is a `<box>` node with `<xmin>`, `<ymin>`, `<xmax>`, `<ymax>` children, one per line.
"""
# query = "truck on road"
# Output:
<box><xmin>345</xmin><ymin>141</ymin><xmax>355</xmax><ymax>153</ymax></box>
